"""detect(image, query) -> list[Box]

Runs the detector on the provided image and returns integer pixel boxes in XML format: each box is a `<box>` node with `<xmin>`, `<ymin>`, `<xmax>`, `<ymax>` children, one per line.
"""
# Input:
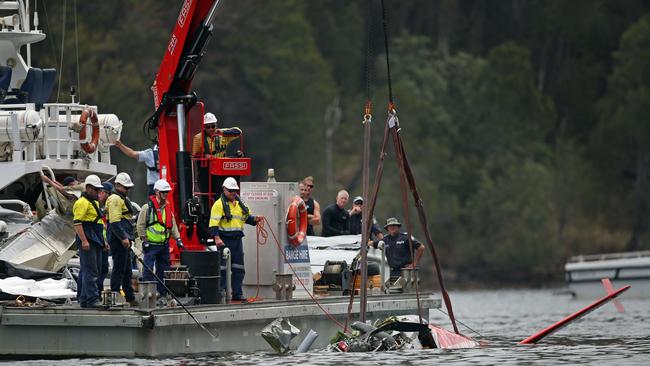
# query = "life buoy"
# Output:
<box><xmin>286</xmin><ymin>196</ymin><xmax>308</xmax><ymax>247</ymax></box>
<box><xmin>79</xmin><ymin>108</ymin><xmax>100</xmax><ymax>154</ymax></box>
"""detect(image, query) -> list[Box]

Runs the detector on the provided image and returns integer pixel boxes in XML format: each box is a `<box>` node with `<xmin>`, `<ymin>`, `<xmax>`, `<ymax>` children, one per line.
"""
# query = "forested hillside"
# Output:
<box><xmin>31</xmin><ymin>0</ymin><xmax>650</xmax><ymax>283</ymax></box>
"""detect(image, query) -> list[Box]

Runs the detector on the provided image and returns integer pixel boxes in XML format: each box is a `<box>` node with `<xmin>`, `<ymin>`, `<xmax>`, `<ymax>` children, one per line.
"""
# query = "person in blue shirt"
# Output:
<box><xmin>371</xmin><ymin>217</ymin><xmax>425</xmax><ymax>278</ymax></box>
<box><xmin>114</xmin><ymin>139</ymin><xmax>159</xmax><ymax>195</ymax></box>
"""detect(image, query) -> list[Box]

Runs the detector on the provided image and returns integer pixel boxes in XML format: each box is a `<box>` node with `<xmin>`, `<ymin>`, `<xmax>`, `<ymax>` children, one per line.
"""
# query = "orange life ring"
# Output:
<box><xmin>286</xmin><ymin>196</ymin><xmax>308</xmax><ymax>247</ymax></box>
<box><xmin>79</xmin><ymin>108</ymin><xmax>100</xmax><ymax>154</ymax></box>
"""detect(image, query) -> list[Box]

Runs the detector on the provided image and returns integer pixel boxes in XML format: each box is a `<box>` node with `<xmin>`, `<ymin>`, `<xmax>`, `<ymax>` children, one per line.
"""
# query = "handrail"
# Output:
<box><xmin>568</xmin><ymin>250</ymin><xmax>650</xmax><ymax>263</ymax></box>
<box><xmin>39</xmin><ymin>164</ymin><xmax>55</xmax><ymax>212</ymax></box>
<box><xmin>0</xmin><ymin>198</ymin><xmax>32</xmax><ymax>218</ymax></box>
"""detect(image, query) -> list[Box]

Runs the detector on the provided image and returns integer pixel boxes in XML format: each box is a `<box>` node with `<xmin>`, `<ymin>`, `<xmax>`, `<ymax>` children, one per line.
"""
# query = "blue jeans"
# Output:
<box><xmin>143</xmin><ymin>242</ymin><xmax>170</xmax><ymax>295</ymax></box>
<box><xmin>78</xmin><ymin>244</ymin><xmax>102</xmax><ymax>307</ymax></box>
<box><xmin>221</xmin><ymin>236</ymin><xmax>245</xmax><ymax>299</ymax></box>
<box><xmin>109</xmin><ymin>239</ymin><xmax>135</xmax><ymax>302</ymax></box>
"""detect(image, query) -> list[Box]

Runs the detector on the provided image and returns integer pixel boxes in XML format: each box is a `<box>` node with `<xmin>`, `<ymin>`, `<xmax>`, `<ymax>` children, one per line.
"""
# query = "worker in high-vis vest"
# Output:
<box><xmin>73</xmin><ymin>175</ymin><xmax>105</xmax><ymax>308</ymax></box>
<box><xmin>136</xmin><ymin>179</ymin><xmax>183</xmax><ymax>295</ymax></box>
<box><xmin>191</xmin><ymin>112</ymin><xmax>242</xmax><ymax>158</ymax></box>
<box><xmin>208</xmin><ymin>177</ymin><xmax>262</xmax><ymax>302</ymax></box>
<box><xmin>106</xmin><ymin>172</ymin><xmax>136</xmax><ymax>305</ymax></box>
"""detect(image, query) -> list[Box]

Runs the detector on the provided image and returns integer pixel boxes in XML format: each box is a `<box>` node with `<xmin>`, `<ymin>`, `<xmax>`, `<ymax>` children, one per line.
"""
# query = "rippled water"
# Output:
<box><xmin>3</xmin><ymin>289</ymin><xmax>649</xmax><ymax>365</ymax></box>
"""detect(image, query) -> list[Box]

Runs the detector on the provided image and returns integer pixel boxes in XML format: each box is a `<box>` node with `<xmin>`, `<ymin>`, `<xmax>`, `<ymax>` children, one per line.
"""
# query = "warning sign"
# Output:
<box><xmin>241</xmin><ymin>190</ymin><xmax>278</xmax><ymax>201</ymax></box>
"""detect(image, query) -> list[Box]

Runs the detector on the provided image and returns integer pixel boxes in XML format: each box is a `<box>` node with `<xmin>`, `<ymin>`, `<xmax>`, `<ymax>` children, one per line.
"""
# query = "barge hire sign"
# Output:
<box><xmin>283</xmin><ymin>243</ymin><xmax>313</xmax><ymax>298</ymax></box>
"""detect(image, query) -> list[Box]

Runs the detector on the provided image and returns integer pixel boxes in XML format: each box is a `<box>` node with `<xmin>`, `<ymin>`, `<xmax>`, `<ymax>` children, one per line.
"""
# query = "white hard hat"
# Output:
<box><xmin>154</xmin><ymin>179</ymin><xmax>172</xmax><ymax>192</ymax></box>
<box><xmin>115</xmin><ymin>172</ymin><xmax>134</xmax><ymax>187</ymax></box>
<box><xmin>204</xmin><ymin>112</ymin><xmax>218</xmax><ymax>125</ymax></box>
<box><xmin>84</xmin><ymin>174</ymin><xmax>103</xmax><ymax>189</ymax></box>
<box><xmin>222</xmin><ymin>177</ymin><xmax>239</xmax><ymax>190</ymax></box>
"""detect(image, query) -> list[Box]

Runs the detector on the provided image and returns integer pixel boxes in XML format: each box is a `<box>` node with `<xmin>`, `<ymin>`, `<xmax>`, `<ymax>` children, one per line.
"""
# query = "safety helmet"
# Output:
<box><xmin>154</xmin><ymin>179</ymin><xmax>172</xmax><ymax>192</ymax></box>
<box><xmin>84</xmin><ymin>174</ymin><xmax>103</xmax><ymax>189</ymax></box>
<box><xmin>204</xmin><ymin>112</ymin><xmax>218</xmax><ymax>126</ymax></box>
<box><xmin>115</xmin><ymin>172</ymin><xmax>134</xmax><ymax>187</ymax></box>
<box><xmin>222</xmin><ymin>177</ymin><xmax>239</xmax><ymax>190</ymax></box>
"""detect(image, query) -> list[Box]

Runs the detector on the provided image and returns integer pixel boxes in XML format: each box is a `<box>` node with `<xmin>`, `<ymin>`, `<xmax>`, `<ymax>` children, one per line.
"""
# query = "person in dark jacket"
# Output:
<box><xmin>321</xmin><ymin>190</ymin><xmax>350</xmax><ymax>237</ymax></box>
<box><xmin>371</xmin><ymin>217</ymin><xmax>425</xmax><ymax>277</ymax></box>
<box><xmin>348</xmin><ymin>196</ymin><xmax>384</xmax><ymax>243</ymax></box>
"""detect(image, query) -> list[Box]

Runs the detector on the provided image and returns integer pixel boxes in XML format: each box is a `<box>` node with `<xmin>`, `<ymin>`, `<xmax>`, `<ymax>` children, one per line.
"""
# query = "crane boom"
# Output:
<box><xmin>148</xmin><ymin>0</ymin><xmax>222</xmax><ymax>257</ymax></box>
<box><xmin>152</xmin><ymin>0</ymin><xmax>221</xmax><ymax>107</ymax></box>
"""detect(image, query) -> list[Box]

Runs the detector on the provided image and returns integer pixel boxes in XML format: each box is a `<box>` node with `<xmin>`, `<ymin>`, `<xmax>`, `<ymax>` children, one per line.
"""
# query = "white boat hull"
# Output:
<box><xmin>565</xmin><ymin>251</ymin><xmax>650</xmax><ymax>299</ymax></box>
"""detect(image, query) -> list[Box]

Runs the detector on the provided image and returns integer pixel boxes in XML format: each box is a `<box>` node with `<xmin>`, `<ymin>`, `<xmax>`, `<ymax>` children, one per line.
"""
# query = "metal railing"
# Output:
<box><xmin>568</xmin><ymin>250</ymin><xmax>650</xmax><ymax>263</ymax></box>
<box><xmin>0</xmin><ymin>102</ymin><xmax>109</xmax><ymax>164</ymax></box>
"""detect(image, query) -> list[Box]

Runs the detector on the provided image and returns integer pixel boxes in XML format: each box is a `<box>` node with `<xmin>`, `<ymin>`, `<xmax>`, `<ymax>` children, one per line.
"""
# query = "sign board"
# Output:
<box><xmin>240</xmin><ymin>189</ymin><xmax>279</xmax><ymax>202</ymax></box>
<box><xmin>209</xmin><ymin>157</ymin><xmax>251</xmax><ymax>176</ymax></box>
<box><xmin>283</xmin><ymin>243</ymin><xmax>313</xmax><ymax>298</ymax></box>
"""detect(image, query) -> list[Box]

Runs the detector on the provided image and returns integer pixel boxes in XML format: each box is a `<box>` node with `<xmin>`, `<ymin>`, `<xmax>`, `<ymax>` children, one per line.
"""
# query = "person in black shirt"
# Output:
<box><xmin>371</xmin><ymin>217</ymin><xmax>425</xmax><ymax>277</ymax></box>
<box><xmin>321</xmin><ymin>190</ymin><xmax>350</xmax><ymax>237</ymax></box>
<box><xmin>348</xmin><ymin>196</ymin><xmax>384</xmax><ymax>243</ymax></box>
<box><xmin>299</xmin><ymin>178</ymin><xmax>321</xmax><ymax>235</ymax></box>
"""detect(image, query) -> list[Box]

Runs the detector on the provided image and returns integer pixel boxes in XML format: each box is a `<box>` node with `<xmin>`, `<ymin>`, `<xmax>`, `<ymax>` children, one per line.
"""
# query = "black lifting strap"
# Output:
<box><xmin>362</xmin><ymin>0</ymin><xmax>460</xmax><ymax>334</ymax></box>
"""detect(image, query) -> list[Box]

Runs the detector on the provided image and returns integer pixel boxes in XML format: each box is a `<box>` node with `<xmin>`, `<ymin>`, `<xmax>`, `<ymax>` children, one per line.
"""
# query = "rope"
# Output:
<box><xmin>364</xmin><ymin>0</ymin><xmax>374</xmax><ymax>105</ymax></box>
<box><xmin>260</xmin><ymin>217</ymin><xmax>346</xmax><ymax>330</ymax></box>
<box><xmin>130</xmin><ymin>247</ymin><xmax>218</xmax><ymax>340</ymax></box>
<box><xmin>343</xmin><ymin>263</ymin><xmax>359</xmax><ymax>333</ymax></box>
<box><xmin>73</xmin><ymin>0</ymin><xmax>80</xmax><ymax>101</ymax></box>
<box><xmin>56</xmin><ymin>0</ymin><xmax>67</xmax><ymax>103</ymax></box>
<box><xmin>392</xmin><ymin>115</ymin><xmax>460</xmax><ymax>334</ymax></box>
<box><xmin>380</xmin><ymin>0</ymin><xmax>394</xmax><ymax>106</ymax></box>
<box><xmin>251</xmin><ymin>219</ymin><xmax>269</xmax><ymax>301</ymax></box>
<box><xmin>434</xmin><ymin>308</ymin><xmax>483</xmax><ymax>337</ymax></box>
<box><xmin>390</xmin><ymin>117</ymin><xmax>423</xmax><ymax>324</ymax></box>
<box><xmin>40</xmin><ymin>0</ymin><xmax>58</xmax><ymax>67</ymax></box>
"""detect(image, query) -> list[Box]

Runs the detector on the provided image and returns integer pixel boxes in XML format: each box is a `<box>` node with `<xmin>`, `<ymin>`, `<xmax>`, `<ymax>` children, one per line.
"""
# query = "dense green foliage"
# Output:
<box><xmin>32</xmin><ymin>0</ymin><xmax>650</xmax><ymax>283</ymax></box>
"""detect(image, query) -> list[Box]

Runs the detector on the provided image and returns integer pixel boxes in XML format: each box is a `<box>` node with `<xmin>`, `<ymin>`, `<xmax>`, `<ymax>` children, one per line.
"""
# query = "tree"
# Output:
<box><xmin>592</xmin><ymin>14</ymin><xmax>650</xmax><ymax>250</ymax></box>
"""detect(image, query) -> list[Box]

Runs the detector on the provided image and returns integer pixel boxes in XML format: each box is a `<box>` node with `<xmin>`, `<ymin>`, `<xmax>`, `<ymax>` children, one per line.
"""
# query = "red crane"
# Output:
<box><xmin>146</xmin><ymin>0</ymin><xmax>250</xmax><ymax>258</ymax></box>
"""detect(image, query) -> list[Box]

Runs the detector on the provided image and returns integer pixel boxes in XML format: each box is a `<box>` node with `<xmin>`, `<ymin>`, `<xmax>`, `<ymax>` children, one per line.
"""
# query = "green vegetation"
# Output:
<box><xmin>32</xmin><ymin>1</ymin><xmax>650</xmax><ymax>283</ymax></box>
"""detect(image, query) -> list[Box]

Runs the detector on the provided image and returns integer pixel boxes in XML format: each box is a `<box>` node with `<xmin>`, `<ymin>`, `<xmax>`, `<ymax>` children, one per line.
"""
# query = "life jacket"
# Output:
<box><xmin>147</xmin><ymin>144</ymin><xmax>160</xmax><ymax>173</ymax></box>
<box><xmin>209</xmin><ymin>193</ymin><xmax>252</xmax><ymax>236</ymax></box>
<box><xmin>203</xmin><ymin>133</ymin><xmax>218</xmax><ymax>156</ymax></box>
<box><xmin>112</xmin><ymin>190</ymin><xmax>135</xmax><ymax>215</ymax></box>
<box><xmin>145</xmin><ymin>196</ymin><xmax>174</xmax><ymax>244</ymax></box>
<box><xmin>220</xmin><ymin>193</ymin><xmax>250</xmax><ymax>221</ymax></box>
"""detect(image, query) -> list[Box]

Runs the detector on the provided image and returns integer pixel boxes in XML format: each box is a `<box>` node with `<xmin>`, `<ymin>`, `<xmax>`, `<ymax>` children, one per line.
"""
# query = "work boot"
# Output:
<box><xmin>87</xmin><ymin>301</ymin><xmax>104</xmax><ymax>309</ymax></box>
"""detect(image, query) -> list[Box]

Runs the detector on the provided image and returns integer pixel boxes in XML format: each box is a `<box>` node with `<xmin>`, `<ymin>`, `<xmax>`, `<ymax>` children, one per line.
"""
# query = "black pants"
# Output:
<box><xmin>109</xmin><ymin>239</ymin><xmax>135</xmax><ymax>302</ymax></box>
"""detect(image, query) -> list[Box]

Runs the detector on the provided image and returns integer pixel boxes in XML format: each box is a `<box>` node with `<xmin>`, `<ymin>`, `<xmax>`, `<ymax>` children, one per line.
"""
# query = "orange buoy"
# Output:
<box><xmin>79</xmin><ymin>108</ymin><xmax>100</xmax><ymax>153</ymax></box>
<box><xmin>286</xmin><ymin>196</ymin><xmax>308</xmax><ymax>247</ymax></box>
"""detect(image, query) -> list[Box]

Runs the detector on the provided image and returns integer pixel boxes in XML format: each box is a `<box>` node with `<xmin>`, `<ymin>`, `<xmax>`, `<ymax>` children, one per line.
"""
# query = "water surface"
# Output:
<box><xmin>3</xmin><ymin>289</ymin><xmax>648</xmax><ymax>365</ymax></box>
